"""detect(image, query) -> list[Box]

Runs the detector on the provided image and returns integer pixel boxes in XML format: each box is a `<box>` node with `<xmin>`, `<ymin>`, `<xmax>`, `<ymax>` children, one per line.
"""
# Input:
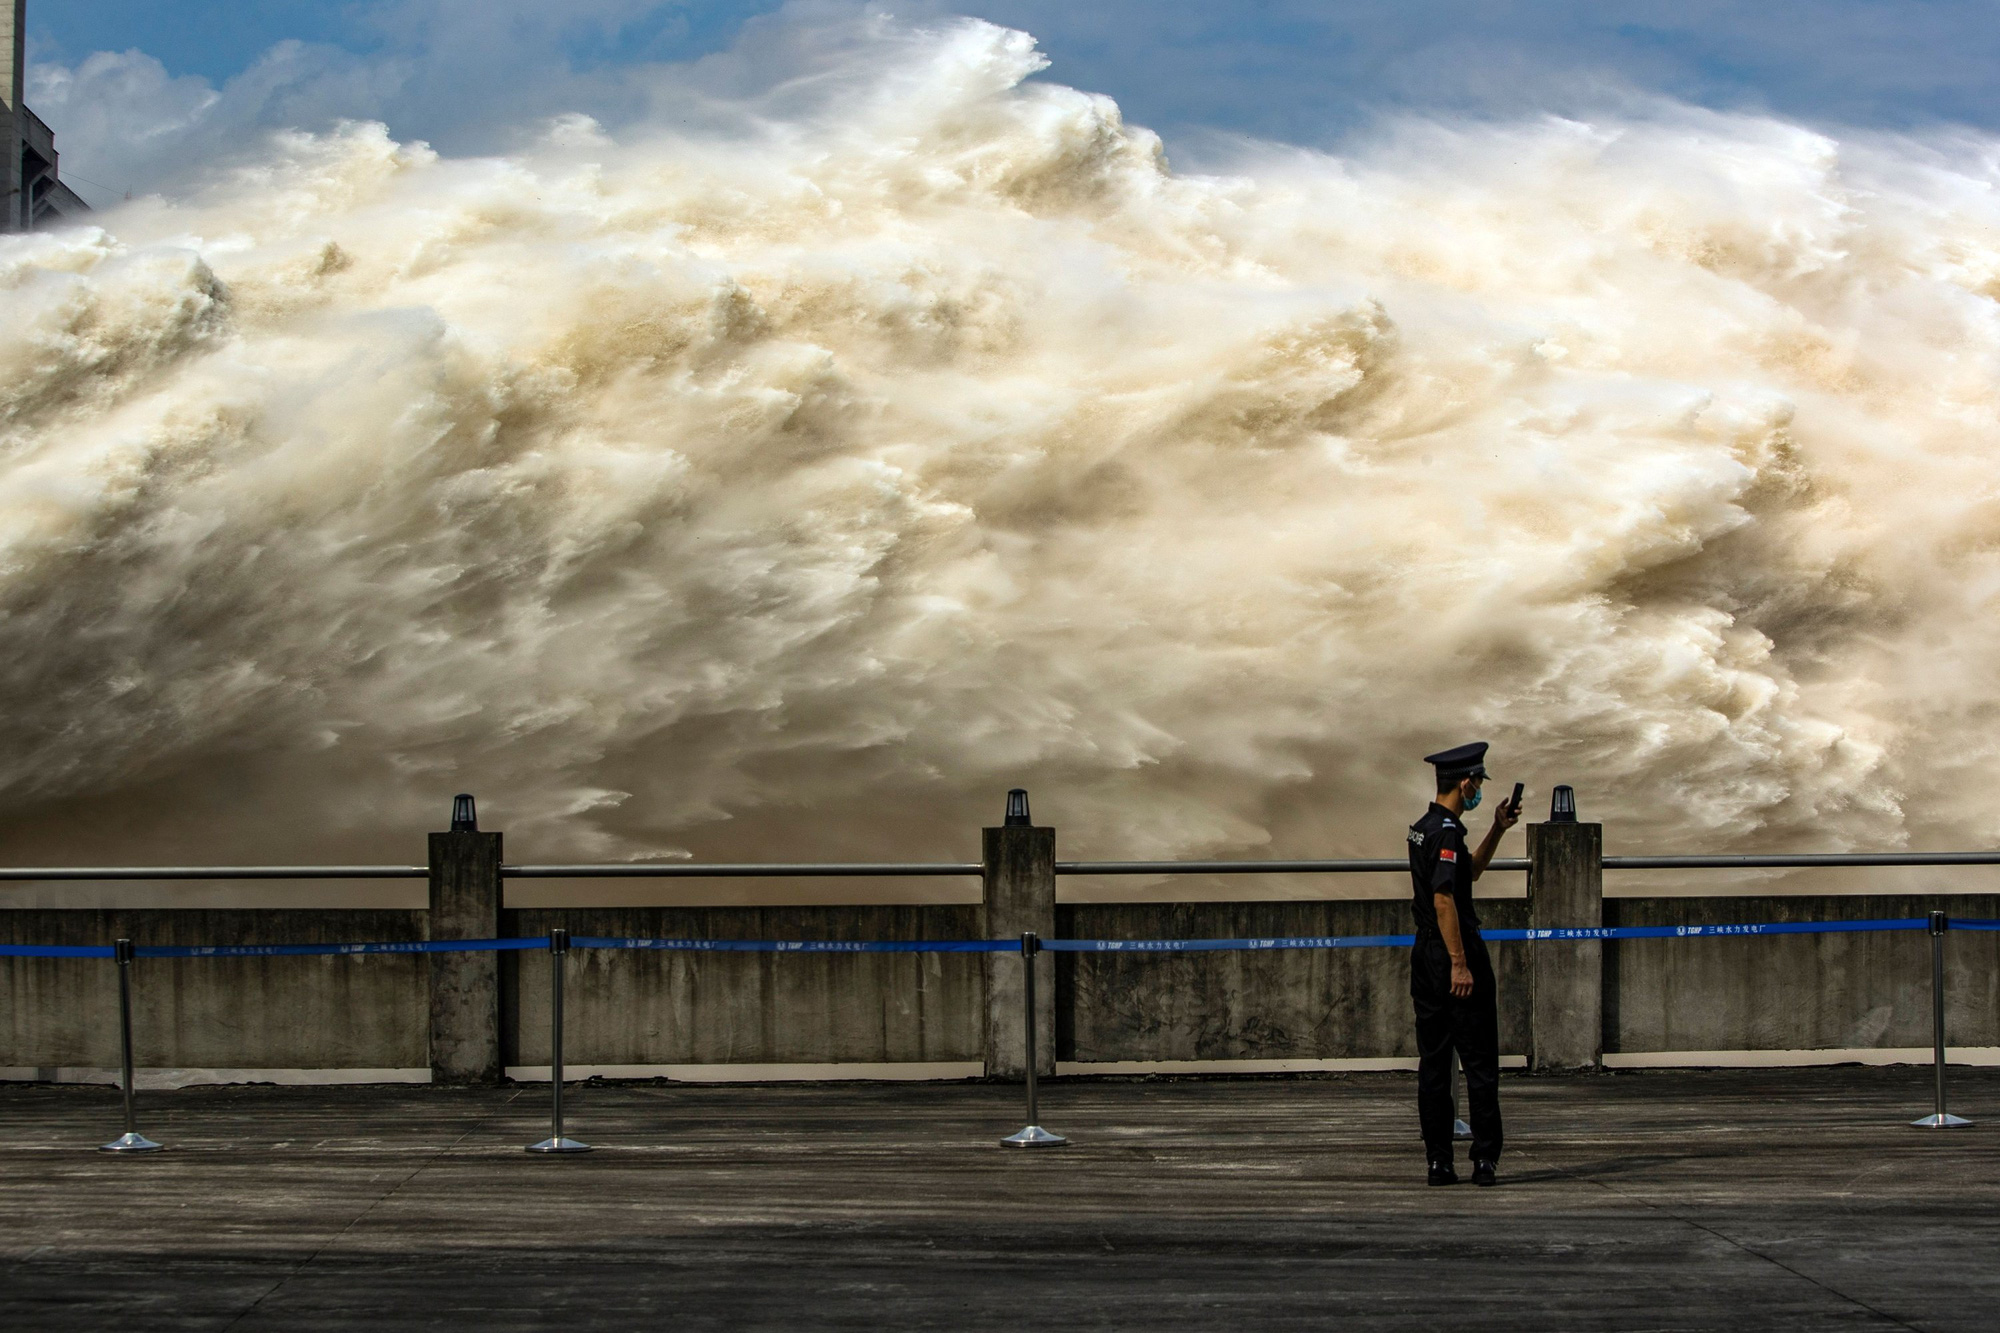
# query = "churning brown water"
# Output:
<box><xmin>4</xmin><ymin>19</ymin><xmax>2000</xmax><ymax>902</ymax></box>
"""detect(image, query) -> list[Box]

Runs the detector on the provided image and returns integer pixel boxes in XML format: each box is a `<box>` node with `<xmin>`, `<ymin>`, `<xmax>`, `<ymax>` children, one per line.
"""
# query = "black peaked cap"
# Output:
<box><xmin>1423</xmin><ymin>741</ymin><xmax>1489</xmax><ymax>780</ymax></box>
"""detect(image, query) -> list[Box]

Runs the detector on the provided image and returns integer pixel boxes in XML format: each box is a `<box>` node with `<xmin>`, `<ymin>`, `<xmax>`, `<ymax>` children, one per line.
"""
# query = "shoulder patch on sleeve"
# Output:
<box><xmin>1439</xmin><ymin>848</ymin><xmax>1457</xmax><ymax>863</ymax></box>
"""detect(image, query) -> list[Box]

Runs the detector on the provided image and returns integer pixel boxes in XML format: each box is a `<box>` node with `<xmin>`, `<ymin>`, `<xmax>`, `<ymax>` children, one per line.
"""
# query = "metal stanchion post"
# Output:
<box><xmin>1001</xmin><ymin>931</ymin><xmax>1067</xmax><ymax>1148</ymax></box>
<box><xmin>100</xmin><ymin>939</ymin><xmax>162</xmax><ymax>1153</ymax></box>
<box><xmin>1911</xmin><ymin>911</ymin><xmax>1972</xmax><ymax>1129</ymax></box>
<box><xmin>527</xmin><ymin>928</ymin><xmax>591</xmax><ymax>1153</ymax></box>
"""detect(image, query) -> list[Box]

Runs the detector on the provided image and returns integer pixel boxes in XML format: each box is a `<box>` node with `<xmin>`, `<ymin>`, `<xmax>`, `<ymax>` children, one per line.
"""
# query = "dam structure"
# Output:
<box><xmin>4</xmin><ymin>790</ymin><xmax>1999</xmax><ymax>1087</ymax></box>
<box><xmin>1</xmin><ymin>0</ymin><xmax>85</xmax><ymax>230</ymax></box>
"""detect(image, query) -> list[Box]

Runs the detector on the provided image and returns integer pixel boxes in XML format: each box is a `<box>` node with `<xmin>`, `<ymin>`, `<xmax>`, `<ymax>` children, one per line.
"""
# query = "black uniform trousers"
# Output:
<box><xmin>1411</xmin><ymin>932</ymin><xmax>1503</xmax><ymax>1162</ymax></box>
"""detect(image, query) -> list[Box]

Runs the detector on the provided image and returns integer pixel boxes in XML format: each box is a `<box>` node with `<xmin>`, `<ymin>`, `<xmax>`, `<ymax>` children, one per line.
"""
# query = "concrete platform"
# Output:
<box><xmin>2</xmin><ymin>1067</ymin><xmax>1996</xmax><ymax>1330</ymax></box>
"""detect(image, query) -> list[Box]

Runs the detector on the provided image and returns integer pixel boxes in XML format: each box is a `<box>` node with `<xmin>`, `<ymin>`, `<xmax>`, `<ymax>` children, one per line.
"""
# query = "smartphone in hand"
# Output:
<box><xmin>1509</xmin><ymin>782</ymin><xmax>1525</xmax><ymax>817</ymax></box>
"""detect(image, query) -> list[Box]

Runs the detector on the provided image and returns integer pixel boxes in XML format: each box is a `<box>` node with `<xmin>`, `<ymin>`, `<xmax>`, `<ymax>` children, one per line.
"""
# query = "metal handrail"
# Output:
<box><xmin>503</xmin><ymin>863</ymin><xmax>982</xmax><ymax>878</ymax></box>
<box><xmin>1</xmin><ymin>851</ymin><xmax>1996</xmax><ymax>882</ymax></box>
<box><xmin>0</xmin><ymin>866</ymin><xmax>427</xmax><ymax>880</ymax></box>
<box><xmin>1056</xmin><ymin>859</ymin><xmax>1527</xmax><ymax>874</ymax></box>
<box><xmin>1602</xmin><ymin>853</ymin><xmax>2000</xmax><ymax>870</ymax></box>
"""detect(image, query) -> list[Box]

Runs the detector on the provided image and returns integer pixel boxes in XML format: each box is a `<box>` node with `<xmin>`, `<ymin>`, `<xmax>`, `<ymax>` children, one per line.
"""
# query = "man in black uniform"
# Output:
<box><xmin>1407</xmin><ymin>741</ymin><xmax>1519</xmax><ymax>1187</ymax></box>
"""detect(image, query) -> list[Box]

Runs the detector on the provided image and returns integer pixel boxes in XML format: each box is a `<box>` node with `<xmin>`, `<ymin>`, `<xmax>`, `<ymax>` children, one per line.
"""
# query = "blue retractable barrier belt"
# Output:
<box><xmin>1044</xmin><ymin>918</ymin><xmax>1931</xmax><ymax>952</ymax></box>
<box><xmin>1954</xmin><ymin>918</ymin><xmax>2000</xmax><ymax>931</ymax></box>
<box><xmin>1042</xmin><ymin>934</ymin><xmax>1413</xmax><ymax>953</ymax></box>
<box><xmin>0</xmin><ymin>918</ymin><xmax>1952</xmax><ymax>959</ymax></box>
<box><xmin>135</xmin><ymin>938</ymin><xmax>547</xmax><ymax>958</ymax></box>
<box><xmin>1488</xmin><ymin>918</ymin><xmax>1928</xmax><ymax>941</ymax></box>
<box><xmin>572</xmin><ymin>937</ymin><xmax>1016</xmax><ymax>953</ymax></box>
<box><xmin>0</xmin><ymin>939</ymin><xmax>546</xmax><ymax>959</ymax></box>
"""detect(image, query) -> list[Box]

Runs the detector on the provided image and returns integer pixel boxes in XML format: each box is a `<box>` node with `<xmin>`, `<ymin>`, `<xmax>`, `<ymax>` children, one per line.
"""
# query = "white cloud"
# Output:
<box><xmin>31</xmin><ymin>42</ymin><xmax>404</xmax><ymax>203</ymax></box>
<box><xmin>29</xmin><ymin>0</ymin><xmax>710</xmax><ymax>203</ymax></box>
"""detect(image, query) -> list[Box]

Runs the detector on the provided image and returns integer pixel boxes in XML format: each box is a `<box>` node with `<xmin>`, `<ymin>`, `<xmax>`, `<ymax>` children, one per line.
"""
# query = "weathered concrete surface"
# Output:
<box><xmin>6</xmin><ymin>892</ymin><xmax>1999</xmax><ymax>1075</ymax></box>
<box><xmin>1605</xmin><ymin>894</ymin><xmax>2000</xmax><ymax>1053</ymax></box>
<box><xmin>1</xmin><ymin>1069</ymin><xmax>1996</xmax><ymax>1331</ymax></box>
<box><xmin>983</xmin><ymin>823</ymin><xmax>1056</xmax><ymax>1077</ymax></box>
<box><xmin>429</xmin><ymin>830</ymin><xmax>503</xmax><ymax>1084</ymax></box>
<box><xmin>1528</xmin><ymin>821</ymin><xmax>1603</xmax><ymax>1071</ymax></box>
<box><xmin>505</xmin><ymin>906</ymin><xmax>983</xmax><ymax>1065</ymax></box>
<box><xmin>1057</xmin><ymin>898</ymin><xmax>1530</xmax><ymax>1061</ymax></box>
<box><xmin>0</xmin><ymin>910</ymin><xmax>425</xmax><ymax>1070</ymax></box>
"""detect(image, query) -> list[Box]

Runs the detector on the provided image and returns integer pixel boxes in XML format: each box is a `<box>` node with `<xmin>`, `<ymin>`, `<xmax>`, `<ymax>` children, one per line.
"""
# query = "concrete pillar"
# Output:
<box><xmin>1527</xmin><ymin>817</ymin><xmax>1603</xmax><ymax>1072</ymax></box>
<box><xmin>1</xmin><ymin>1</ymin><xmax>25</xmax><ymax>232</ymax></box>
<box><xmin>982</xmin><ymin>791</ymin><xmax>1055</xmax><ymax>1079</ymax></box>
<box><xmin>428</xmin><ymin>796</ymin><xmax>502</xmax><ymax>1084</ymax></box>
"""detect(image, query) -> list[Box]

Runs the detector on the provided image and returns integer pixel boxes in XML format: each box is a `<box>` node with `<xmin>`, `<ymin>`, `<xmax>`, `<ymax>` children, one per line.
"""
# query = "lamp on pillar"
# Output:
<box><xmin>429</xmin><ymin>793</ymin><xmax>504</xmax><ymax>1085</ymax></box>
<box><xmin>983</xmin><ymin>789</ymin><xmax>1055</xmax><ymax>1079</ymax></box>
<box><xmin>1526</xmin><ymin>785</ymin><xmax>1602</xmax><ymax>1072</ymax></box>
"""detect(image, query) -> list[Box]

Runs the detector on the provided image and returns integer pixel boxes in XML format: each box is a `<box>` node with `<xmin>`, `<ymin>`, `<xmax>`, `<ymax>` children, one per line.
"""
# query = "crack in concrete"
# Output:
<box><xmin>1518</xmin><ymin>1146</ymin><xmax>1928</xmax><ymax>1332</ymax></box>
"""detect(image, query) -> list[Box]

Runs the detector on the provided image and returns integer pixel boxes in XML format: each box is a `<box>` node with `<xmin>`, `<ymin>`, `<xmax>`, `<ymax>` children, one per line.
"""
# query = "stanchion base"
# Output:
<box><xmin>1001</xmin><ymin>1124</ymin><xmax>1068</xmax><ymax>1148</ymax></box>
<box><xmin>100</xmin><ymin>1132</ymin><xmax>163</xmax><ymax>1153</ymax></box>
<box><xmin>1910</xmin><ymin>1113</ymin><xmax>1974</xmax><ymax>1129</ymax></box>
<box><xmin>1453</xmin><ymin>1119</ymin><xmax>1472</xmax><ymax>1140</ymax></box>
<box><xmin>526</xmin><ymin>1136</ymin><xmax>593</xmax><ymax>1153</ymax></box>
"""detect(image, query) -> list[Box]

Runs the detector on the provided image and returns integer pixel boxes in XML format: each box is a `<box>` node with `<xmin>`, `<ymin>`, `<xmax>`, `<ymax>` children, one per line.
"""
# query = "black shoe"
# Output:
<box><xmin>1471</xmin><ymin>1159</ymin><xmax>1497</xmax><ymax>1187</ymax></box>
<box><xmin>1427</xmin><ymin>1159</ymin><xmax>1459</xmax><ymax>1187</ymax></box>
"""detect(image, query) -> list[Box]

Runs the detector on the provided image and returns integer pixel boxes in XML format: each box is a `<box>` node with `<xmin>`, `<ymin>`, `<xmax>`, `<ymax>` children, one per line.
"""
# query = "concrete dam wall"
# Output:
<box><xmin>6</xmin><ymin>878</ymin><xmax>1998</xmax><ymax>1082</ymax></box>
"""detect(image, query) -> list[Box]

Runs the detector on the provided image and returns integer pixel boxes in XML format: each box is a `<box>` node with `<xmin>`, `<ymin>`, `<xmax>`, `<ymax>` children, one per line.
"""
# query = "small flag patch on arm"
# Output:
<box><xmin>1439</xmin><ymin>848</ymin><xmax>1457</xmax><ymax>863</ymax></box>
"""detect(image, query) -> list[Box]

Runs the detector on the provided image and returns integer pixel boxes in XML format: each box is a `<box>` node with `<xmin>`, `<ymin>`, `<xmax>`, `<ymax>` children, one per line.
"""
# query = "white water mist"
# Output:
<box><xmin>4</xmin><ymin>18</ymin><xmax>2000</xmax><ymax>894</ymax></box>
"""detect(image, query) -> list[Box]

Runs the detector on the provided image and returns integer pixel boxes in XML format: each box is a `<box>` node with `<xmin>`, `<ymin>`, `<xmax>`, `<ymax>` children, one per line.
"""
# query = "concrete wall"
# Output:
<box><xmin>3</xmin><ymin>892</ymin><xmax>1996</xmax><ymax>1077</ymax></box>
<box><xmin>1056</xmin><ymin>898</ymin><xmax>1529</xmax><ymax>1062</ymax></box>
<box><xmin>0</xmin><ymin>910</ymin><xmax>426</xmax><ymax>1071</ymax></box>
<box><xmin>1604</xmin><ymin>894</ymin><xmax>2000</xmax><ymax>1054</ymax></box>
<box><xmin>505</xmin><ymin>907</ymin><xmax>983</xmax><ymax>1065</ymax></box>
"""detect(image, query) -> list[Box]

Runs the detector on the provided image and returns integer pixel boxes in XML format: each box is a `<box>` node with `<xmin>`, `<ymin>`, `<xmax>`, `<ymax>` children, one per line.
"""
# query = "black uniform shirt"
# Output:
<box><xmin>1407</xmin><ymin>802</ymin><xmax>1480</xmax><ymax>938</ymax></box>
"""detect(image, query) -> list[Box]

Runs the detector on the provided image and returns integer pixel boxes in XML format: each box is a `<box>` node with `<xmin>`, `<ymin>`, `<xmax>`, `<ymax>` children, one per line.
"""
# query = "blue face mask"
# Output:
<box><xmin>1463</xmin><ymin>786</ymin><xmax>1483</xmax><ymax>811</ymax></box>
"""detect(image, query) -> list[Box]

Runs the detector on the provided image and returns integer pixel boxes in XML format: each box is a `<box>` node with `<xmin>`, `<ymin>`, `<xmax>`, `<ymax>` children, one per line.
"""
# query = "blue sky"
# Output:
<box><xmin>30</xmin><ymin>1</ymin><xmax>2000</xmax><ymax>207</ymax></box>
<box><xmin>33</xmin><ymin>1</ymin><xmax>780</xmax><ymax>82</ymax></box>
